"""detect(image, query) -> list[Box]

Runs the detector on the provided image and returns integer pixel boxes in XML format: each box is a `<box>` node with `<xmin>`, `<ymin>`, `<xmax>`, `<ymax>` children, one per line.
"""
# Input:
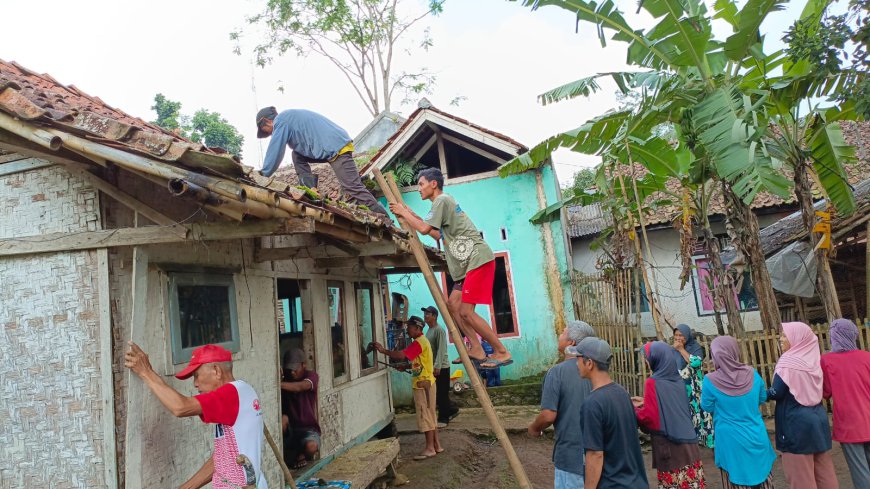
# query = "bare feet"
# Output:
<box><xmin>413</xmin><ymin>450</ymin><xmax>437</xmax><ymax>460</ymax></box>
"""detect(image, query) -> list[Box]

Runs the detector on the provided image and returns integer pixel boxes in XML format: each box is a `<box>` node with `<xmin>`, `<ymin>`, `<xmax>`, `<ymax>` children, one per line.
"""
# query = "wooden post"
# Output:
<box><xmin>372</xmin><ymin>169</ymin><xmax>532</xmax><ymax>489</ymax></box>
<box><xmin>97</xmin><ymin>249</ymin><xmax>118</xmax><ymax>489</ymax></box>
<box><xmin>264</xmin><ymin>425</ymin><xmax>298</xmax><ymax>489</ymax></box>
<box><xmin>125</xmin><ymin>246</ymin><xmax>148</xmax><ymax>489</ymax></box>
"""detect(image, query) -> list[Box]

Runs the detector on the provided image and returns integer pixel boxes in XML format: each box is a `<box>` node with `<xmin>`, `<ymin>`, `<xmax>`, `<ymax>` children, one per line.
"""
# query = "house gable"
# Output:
<box><xmin>363</xmin><ymin>103</ymin><xmax>526</xmax><ymax>185</ymax></box>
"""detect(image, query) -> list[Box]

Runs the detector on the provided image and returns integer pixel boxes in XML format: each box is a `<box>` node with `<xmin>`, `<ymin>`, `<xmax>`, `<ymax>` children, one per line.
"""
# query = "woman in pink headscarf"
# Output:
<box><xmin>821</xmin><ymin>318</ymin><xmax>870</xmax><ymax>488</ymax></box>
<box><xmin>768</xmin><ymin>322</ymin><xmax>838</xmax><ymax>489</ymax></box>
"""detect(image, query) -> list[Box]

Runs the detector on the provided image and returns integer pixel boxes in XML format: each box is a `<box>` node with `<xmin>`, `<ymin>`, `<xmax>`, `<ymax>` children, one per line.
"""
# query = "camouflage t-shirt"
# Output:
<box><xmin>424</xmin><ymin>193</ymin><xmax>494</xmax><ymax>281</ymax></box>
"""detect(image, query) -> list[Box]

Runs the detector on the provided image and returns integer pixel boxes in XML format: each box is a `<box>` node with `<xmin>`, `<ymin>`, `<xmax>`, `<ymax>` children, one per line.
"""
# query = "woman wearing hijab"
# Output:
<box><xmin>701</xmin><ymin>336</ymin><xmax>776</xmax><ymax>489</ymax></box>
<box><xmin>821</xmin><ymin>318</ymin><xmax>870</xmax><ymax>488</ymax></box>
<box><xmin>768</xmin><ymin>322</ymin><xmax>838</xmax><ymax>489</ymax></box>
<box><xmin>673</xmin><ymin>324</ymin><xmax>714</xmax><ymax>448</ymax></box>
<box><xmin>633</xmin><ymin>341</ymin><xmax>707</xmax><ymax>488</ymax></box>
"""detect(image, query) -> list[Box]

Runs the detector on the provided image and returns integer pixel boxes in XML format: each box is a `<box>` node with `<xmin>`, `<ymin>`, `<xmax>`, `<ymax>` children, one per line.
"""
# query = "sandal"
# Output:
<box><xmin>292</xmin><ymin>458</ymin><xmax>308</xmax><ymax>470</ymax></box>
<box><xmin>451</xmin><ymin>355</ymin><xmax>485</xmax><ymax>365</ymax></box>
<box><xmin>478</xmin><ymin>357</ymin><xmax>513</xmax><ymax>370</ymax></box>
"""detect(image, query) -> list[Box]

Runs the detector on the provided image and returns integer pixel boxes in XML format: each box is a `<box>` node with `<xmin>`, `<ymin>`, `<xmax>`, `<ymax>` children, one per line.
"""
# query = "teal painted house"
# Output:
<box><xmin>361</xmin><ymin>102</ymin><xmax>575</xmax><ymax>405</ymax></box>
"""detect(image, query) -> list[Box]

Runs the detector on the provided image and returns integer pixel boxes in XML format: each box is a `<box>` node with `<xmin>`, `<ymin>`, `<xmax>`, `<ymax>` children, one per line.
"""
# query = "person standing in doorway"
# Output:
<box><xmin>528</xmin><ymin>320</ymin><xmax>596</xmax><ymax>489</ymax></box>
<box><xmin>422</xmin><ymin>306</ymin><xmax>459</xmax><ymax>427</ymax></box>
<box><xmin>571</xmin><ymin>337</ymin><xmax>648</xmax><ymax>489</ymax></box>
<box><xmin>389</xmin><ymin>168</ymin><xmax>511</xmax><ymax>370</ymax></box>
<box><xmin>255</xmin><ymin>107</ymin><xmax>388</xmax><ymax>216</ymax></box>
<box><xmin>373</xmin><ymin>316</ymin><xmax>442</xmax><ymax>459</ymax></box>
<box><xmin>769</xmin><ymin>322</ymin><xmax>839</xmax><ymax>489</ymax></box>
<box><xmin>821</xmin><ymin>318</ymin><xmax>870</xmax><ymax>488</ymax></box>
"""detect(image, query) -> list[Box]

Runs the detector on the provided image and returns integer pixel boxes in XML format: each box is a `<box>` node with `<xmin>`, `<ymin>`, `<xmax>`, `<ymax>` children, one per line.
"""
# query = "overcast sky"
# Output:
<box><xmin>1</xmin><ymin>0</ymin><xmax>808</xmax><ymax>185</ymax></box>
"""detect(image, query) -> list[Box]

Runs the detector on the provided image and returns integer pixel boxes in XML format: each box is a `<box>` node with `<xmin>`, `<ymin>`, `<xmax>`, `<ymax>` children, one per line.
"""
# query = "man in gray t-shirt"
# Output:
<box><xmin>528</xmin><ymin>320</ymin><xmax>596</xmax><ymax>489</ymax></box>
<box><xmin>389</xmin><ymin>167</ymin><xmax>511</xmax><ymax>370</ymax></box>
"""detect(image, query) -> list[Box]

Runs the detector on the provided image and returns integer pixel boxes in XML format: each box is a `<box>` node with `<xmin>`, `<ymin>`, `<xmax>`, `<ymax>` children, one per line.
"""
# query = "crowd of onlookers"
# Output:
<box><xmin>530</xmin><ymin>318</ymin><xmax>870</xmax><ymax>489</ymax></box>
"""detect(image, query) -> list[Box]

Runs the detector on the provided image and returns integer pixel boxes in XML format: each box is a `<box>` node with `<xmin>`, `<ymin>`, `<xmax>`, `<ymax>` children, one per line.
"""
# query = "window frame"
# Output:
<box><xmin>355</xmin><ymin>282</ymin><xmax>380</xmax><ymax>376</ymax></box>
<box><xmin>326</xmin><ymin>280</ymin><xmax>350</xmax><ymax>385</ymax></box>
<box><xmin>168</xmin><ymin>272</ymin><xmax>240</xmax><ymax>365</ymax></box>
<box><xmin>690</xmin><ymin>255</ymin><xmax>759</xmax><ymax>317</ymax></box>
<box><xmin>439</xmin><ymin>251</ymin><xmax>520</xmax><ymax>339</ymax></box>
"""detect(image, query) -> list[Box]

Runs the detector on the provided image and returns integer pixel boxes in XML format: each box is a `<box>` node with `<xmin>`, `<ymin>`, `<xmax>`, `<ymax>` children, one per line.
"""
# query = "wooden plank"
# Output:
<box><xmin>96</xmin><ymin>249</ymin><xmax>118</xmax><ymax>489</ymax></box>
<box><xmin>0</xmin><ymin>157</ymin><xmax>54</xmax><ymax>176</ymax></box>
<box><xmin>441</xmin><ymin>132</ymin><xmax>508</xmax><ymax>165</ymax></box>
<box><xmin>435</xmin><ymin>128</ymin><xmax>449</xmax><ymax>177</ymax></box>
<box><xmin>412</xmin><ymin>134</ymin><xmax>437</xmax><ymax>162</ymax></box>
<box><xmin>124</xmin><ymin>247</ymin><xmax>149</xmax><ymax>489</ymax></box>
<box><xmin>0</xmin><ymin>218</ymin><xmax>315</xmax><ymax>257</ymax></box>
<box><xmin>256</xmin><ymin>239</ymin><xmax>400</xmax><ymax>262</ymax></box>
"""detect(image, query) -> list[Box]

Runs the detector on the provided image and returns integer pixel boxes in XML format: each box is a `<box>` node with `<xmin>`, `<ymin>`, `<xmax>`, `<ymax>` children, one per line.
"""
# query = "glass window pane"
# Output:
<box><xmin>177</xmin><ymin>285</ymin><xmax>233</xmax><ymax>348</ymax></box>
<box><xmin>327</xmin><ymin>282</ymin><xmax>347</xmax><ymax>379</ymax></box>
<box><xmin>356</xmin><ymin>284</ymin><xmax>376</xmax><ymax>371</ymax></box>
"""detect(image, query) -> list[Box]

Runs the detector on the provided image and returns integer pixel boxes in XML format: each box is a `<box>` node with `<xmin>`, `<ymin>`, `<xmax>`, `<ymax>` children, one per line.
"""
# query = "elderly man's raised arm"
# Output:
<box><xmin>125</xmin><ymin>341</ymin><xmax>202</xmax><ymax>418</ymax></box>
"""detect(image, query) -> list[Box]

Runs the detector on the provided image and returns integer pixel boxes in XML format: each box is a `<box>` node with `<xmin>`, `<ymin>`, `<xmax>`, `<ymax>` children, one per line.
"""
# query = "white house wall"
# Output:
<box><xmin>571</xmin><ymin>213</ymin><xmax>792</xmax><ymax>336</ymax></box>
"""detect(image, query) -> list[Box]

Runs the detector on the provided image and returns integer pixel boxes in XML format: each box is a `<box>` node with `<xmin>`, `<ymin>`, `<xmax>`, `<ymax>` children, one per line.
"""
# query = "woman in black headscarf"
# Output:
<box><xmin>634</xmin><ymin>341</ymin><xmax>707</xmax><ymax>488</ymax></box>
<box><xmin>673</xmin><ymin>324</ymin><xmax>714</xmax><ymax>448</ymax></box>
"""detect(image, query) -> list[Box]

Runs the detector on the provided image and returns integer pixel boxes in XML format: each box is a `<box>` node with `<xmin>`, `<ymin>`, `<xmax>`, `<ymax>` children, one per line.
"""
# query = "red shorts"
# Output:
<box><xmin>456</xmin><ymin>260</ymin><xmax>495</xmax><ymax>305</ymax></box>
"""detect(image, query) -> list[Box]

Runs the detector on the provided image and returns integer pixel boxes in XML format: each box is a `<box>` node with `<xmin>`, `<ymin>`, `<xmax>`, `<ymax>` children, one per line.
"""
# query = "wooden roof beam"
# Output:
<box><xmin>0</xmin><ymin>218</ymin><xmax>315</xmax><ymax>258</ymax></box>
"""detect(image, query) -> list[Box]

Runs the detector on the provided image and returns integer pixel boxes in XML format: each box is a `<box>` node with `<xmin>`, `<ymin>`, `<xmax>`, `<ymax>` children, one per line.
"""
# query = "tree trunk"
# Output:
<box><xmin>794</xmin><ymin>159</ymin><xmax>842</xmax><ymax>320</ymax></box>
<box><xmin>700</xmin><ymin>223</ymin><xmax>746</xmax><ymax>336</ymax></box>
<box><xmin>723</xmin><ymin>183</ymin><xmax>783</xmax><ymax>331</ymax></box>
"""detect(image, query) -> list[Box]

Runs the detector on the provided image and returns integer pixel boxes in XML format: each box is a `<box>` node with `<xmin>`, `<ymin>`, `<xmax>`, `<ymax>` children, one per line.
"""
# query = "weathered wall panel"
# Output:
<box><xmin>0</xmin><ymin>166</ymin><xmax>107</xmax><ymax>488</ymax></box>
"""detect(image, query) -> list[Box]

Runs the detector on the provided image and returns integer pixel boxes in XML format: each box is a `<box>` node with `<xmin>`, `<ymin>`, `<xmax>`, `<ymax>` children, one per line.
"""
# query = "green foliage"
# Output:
<box><xmin>562</xmin><ymin>167</ymin><xmax>597</xmax><ymax>198</ymax></box>
<box><xmin>806</xmin><ymin>117</ymin><xmax>857</xmax><ymax>215</ymax></box>
<box><xmin>237</xmin><ymin>0</ymin><xmax>445</xmax><ymax>115</ymax></box>
<box><xmin>188</xmin><ymin>110</ymin><xmax>245</xmax><ymax>158</ymax></box>
<box><xmin>151</xmin><ymin>94</ymin><xmax>187</xmax><ymax>134</ymax></box>
<box><xmin>392</xmin><ymin>159</ymin><xmax>426</xmax><ymax>187</ymax></box>
<box><xmin>150</xmin><ymin>95</ymin><xmax>244</xmax><ymax>158</ymax></box>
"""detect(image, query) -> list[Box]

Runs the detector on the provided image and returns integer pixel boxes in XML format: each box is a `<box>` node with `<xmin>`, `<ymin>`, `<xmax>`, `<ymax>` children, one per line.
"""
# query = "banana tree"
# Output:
<box><xmin>509</xmin><ymin>0</ymin><xmax>862</xmax><ymax>330</ymax></box>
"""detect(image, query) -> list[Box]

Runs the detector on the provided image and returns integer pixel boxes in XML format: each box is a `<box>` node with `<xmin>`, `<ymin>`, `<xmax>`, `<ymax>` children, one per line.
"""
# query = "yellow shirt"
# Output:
<box><xmin>403</xmin><ymin>335</ymin><xmax>435</xmax><ymax>389</ymax></box>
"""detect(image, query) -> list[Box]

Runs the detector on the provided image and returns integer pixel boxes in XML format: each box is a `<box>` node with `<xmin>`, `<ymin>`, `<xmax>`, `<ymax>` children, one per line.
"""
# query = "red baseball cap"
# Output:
<box><xmin>175</xmin><ymin>344</ymin><xmax>232</xmax><ymax>380</ymax></box>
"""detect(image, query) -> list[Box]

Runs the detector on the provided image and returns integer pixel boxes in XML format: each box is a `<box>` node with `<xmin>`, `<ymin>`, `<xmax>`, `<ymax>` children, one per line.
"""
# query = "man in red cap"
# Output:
<box><xmin>125</xmin><ymin>341</ymin><xmax>267</xmax><ymax>489</ymax></box>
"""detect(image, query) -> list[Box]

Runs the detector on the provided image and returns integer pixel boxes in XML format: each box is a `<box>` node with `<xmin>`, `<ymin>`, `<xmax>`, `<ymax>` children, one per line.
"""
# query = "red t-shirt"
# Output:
<box><xmin>821</xmin><ymin>350</ymin><xmax>870</xmax><ymax>443</ymax></box>
<box><xmin>195</xmin><ymin>381</ymin><xmax>267</xmax><ymax>489</ymax></box>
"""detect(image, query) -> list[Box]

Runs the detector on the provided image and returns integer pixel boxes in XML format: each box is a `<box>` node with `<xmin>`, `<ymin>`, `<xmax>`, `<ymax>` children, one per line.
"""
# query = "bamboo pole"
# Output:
<box><xmin>615</xmin><ymin>169</ymin><xmax>665</xmax><ymax>339</ymax></box>
<box><xmin>372</xmin><ymin>168</ymin><xmax>532</xmax><ymax>489</ymax></box>
<box><xmin>0</xmin><ymin>111</ymin><xmax>61</xmax><ymax>150</ymax></box>
<box><xmin>263</xmin><ymin>425</ymin><xmax>298</xmax><ymax>489</ymax></box>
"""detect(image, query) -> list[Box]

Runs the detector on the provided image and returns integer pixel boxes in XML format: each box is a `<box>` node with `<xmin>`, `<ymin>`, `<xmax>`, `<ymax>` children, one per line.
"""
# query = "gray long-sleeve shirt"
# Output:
<box><xmin>261</xmin><ymin>109</ymin><xmax>352</xmax><ymax>177</ymax></box>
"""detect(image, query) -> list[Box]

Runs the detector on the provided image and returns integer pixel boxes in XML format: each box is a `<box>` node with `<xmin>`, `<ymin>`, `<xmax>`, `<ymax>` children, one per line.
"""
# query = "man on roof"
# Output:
<box><xmin>255</xmin><ymin>107</ymin><xmax>388</xmax><ymax>216</ymax></box>
<box><xmin>124</xmin><ymin>342</ymin><xmax>267</xmax><ymax>489</ymax></box>
<box><xmin>388</xmin><ymin>167</ymin><xmax>512</xmax><ymax>370</ymax></box>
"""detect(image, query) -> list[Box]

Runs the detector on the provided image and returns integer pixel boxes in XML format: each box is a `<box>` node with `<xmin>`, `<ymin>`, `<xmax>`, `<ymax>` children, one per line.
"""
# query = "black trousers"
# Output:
<box><xmin>435</xmin><ymin>367</ymin><xmax>457</xmax><ymax>422</ymax></box>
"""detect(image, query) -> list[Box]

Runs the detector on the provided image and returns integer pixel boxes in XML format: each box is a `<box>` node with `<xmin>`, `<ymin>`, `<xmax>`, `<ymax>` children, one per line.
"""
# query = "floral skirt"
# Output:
<box><xmin>657</xmin><ymin>460</ymin><xmax>706</xmax><ymax>489</ymax></box>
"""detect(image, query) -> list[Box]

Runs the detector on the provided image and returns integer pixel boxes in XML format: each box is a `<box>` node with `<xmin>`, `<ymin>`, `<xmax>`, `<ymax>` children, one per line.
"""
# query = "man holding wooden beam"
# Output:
<box><xmin>388</xmin><ymin>167</ymin><xmax>512</xmax><ymax>370</ymax></box>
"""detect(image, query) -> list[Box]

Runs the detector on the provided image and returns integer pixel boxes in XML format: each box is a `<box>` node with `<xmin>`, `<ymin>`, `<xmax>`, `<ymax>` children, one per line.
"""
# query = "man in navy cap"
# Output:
<box><xmin>255</xmin><ymin>107</ymin><xmax>388</xmax><ymax>216</ymax></box>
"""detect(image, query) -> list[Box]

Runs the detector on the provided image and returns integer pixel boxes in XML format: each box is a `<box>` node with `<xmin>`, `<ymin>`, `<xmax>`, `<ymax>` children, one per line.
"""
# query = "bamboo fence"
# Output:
<box><xmin>572</xmin><ymin>270</ymin><xmax>870</xmax><ymax>416</ymax></box>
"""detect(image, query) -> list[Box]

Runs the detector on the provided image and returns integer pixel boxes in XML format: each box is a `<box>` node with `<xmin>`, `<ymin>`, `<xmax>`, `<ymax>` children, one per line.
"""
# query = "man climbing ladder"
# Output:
<box><xmin>389</xmin><ymin>168</ymin><xmax>511</xmax><ymax>369</ymax></box>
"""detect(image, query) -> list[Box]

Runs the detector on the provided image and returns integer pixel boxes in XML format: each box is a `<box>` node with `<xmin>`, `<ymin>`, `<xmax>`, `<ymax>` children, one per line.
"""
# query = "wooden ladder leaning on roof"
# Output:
<box><xmin>371</xmin><ymin>168</ymin><xmax>532</xmax><ymax>489</ymax></box>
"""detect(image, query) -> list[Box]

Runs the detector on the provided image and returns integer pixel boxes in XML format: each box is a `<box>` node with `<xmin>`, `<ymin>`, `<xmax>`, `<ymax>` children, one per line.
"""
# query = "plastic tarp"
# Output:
<box><xmin>766</xmin><ymin>240</ymin><xmax>817</xmax><ymax>298</ymax></box>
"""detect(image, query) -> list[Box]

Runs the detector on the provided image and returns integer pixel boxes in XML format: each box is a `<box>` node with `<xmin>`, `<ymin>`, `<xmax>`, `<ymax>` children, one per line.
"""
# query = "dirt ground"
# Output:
<box><xmin>395</xmin><ymin>429</ymin><xmax>856</xmax><ymax>489</ymax></box>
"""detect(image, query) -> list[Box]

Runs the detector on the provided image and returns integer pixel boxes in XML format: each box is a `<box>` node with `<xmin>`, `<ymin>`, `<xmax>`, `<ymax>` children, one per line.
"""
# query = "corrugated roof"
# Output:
<box><xmin>567</xmin><ymin>202</ymin><xmax>611</xmax><ymax>238</ymax></box>
<box><xmin>567</xmin><ymin>121</ymin><xmax>870</xmax><ymax>238</ymax></box>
